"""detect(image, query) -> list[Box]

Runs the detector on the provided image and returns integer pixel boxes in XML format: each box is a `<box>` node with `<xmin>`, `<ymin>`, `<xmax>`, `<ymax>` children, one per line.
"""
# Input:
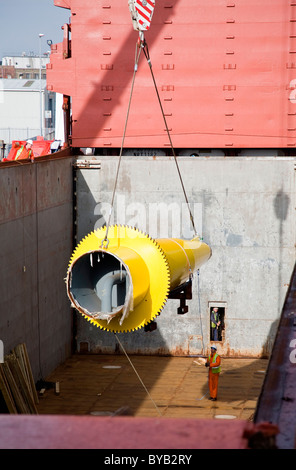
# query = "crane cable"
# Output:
<box><xmin>101</xmin><ymin>40</ymin><xmax>143</xmax><ymax>248</ymax></box>
<box><xmin>114</xmin><ymin>333</ymin><xmax>162</xmax><ymax>416</ymax></box>
<box><xmin>197</xmin><ymin>269</ymin><xmax>205</xmax><ymax>356</ymax></box>
<box><xmin>101</xmin><ymin>37</ymin><xmax>198</xmax><ymax>248</ymax></box>
<box><xmin>141</xmin><ymin>39</ymin><xmax>198</xmax><ymax>237</ymax></box>
<box><xmin>100</xmin><ymin>32</ymin><xmax>203</xmax><ymax>408</ymax></box>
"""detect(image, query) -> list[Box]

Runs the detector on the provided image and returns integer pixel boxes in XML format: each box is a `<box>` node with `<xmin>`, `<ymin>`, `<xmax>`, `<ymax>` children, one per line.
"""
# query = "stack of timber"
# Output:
<box><xmin>0</xmin><ymin>343</ymin><xmax>38</xmax><ymax>414</ymax></box>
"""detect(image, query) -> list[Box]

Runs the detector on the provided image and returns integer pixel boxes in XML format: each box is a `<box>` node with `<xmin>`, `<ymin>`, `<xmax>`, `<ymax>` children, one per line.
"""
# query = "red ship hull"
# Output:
<box><xmin>48</xmin><ymin>0</ymin><xmax>296</xmax><ymax>150</ymax></box>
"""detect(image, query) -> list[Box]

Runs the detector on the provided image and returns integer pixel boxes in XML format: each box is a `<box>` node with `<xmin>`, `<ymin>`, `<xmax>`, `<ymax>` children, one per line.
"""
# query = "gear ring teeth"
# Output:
<box><xmin>68</xmin><ymin>225</ymin><xmax>171</xmax><ymax>333</ymax></box>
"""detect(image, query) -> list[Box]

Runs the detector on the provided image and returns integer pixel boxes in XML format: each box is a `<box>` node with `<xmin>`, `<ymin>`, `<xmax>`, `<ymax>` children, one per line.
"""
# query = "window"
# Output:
<box><xmin>209</xmin><ymin>302</ymin><xmax>226</xmax><ymax>342</ymax></box>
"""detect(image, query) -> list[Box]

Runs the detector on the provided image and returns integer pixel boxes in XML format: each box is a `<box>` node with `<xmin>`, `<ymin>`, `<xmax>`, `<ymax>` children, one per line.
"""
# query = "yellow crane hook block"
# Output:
<box><xmin>66</xmin><ymin>225</ymin><xmax>211</xmax><ymax>333</ymax></box>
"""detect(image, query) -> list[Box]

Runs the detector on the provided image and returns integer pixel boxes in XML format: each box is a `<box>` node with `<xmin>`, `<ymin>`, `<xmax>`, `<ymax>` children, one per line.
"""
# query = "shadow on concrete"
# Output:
<box><xmin>273</xmin><ymin>187</ymin><xmax>290</xmax><ymax>316</ymax></box>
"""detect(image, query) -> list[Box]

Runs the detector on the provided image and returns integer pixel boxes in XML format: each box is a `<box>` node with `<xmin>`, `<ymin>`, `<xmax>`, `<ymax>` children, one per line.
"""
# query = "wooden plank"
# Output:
<box><xmin>0</xmin><ymin>344</ymin><xmax>39</xmax><ymax>414</ymax></box>
<box><xmin>13</xmin><ymin>344</ymin><xmax>39</xmax><ymax>405</ymax></box>
<box><xmin>0</xmin><ymin>364</ymin><xmax>17</xmax><ymax>414</ymax></box>
<box><xmin>13</xmin><ymin>345</ymin><xmax>31</xmax><ymax>391</ymax></box>
<box><xmin>6</xmin><ymin>355</ymin><xmax>38</xmax><ymax>414</ymax></box>
<box><xmin>22</xmin><ymin>343</ymin><xmax>39</xmax><ymax>405</ymax></box>
<box><xmin>2</xmin><ymin>360</ymin><xmax>28</xmax><ymax>414</ymax></box>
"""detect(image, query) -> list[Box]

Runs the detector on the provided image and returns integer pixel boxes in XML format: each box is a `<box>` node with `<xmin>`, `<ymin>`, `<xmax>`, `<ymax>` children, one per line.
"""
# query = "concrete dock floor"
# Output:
<box><xmin>36</xmin><ymin>354</ymin><xmax>268</xmax><ymax>421</ymax></box>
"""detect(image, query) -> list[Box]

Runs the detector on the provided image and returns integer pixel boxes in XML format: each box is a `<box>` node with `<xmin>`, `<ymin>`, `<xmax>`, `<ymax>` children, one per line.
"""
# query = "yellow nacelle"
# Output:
<box><xmin>66</xmin><ymin>225</ymin><xmax>211</xmax><ymax>332</ymax></box>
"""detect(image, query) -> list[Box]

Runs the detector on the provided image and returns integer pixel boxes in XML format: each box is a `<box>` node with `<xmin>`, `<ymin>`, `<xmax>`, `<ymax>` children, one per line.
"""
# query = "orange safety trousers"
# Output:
<box><xmin>208</xmin><ymin>369</ymin><xmax>220</xmax><ymax>399</ymax></box>
<box><xmin>208</xmin><ymin>353</ymin><xmax>221</xmax><ymax>399</ymax></box>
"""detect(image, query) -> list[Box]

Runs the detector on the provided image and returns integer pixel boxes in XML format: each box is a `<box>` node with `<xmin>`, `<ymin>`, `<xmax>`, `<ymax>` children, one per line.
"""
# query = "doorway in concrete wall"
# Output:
<box><xmin>209</xmin><ymin>302</ymin><xmax>226</xmax><ymax>343</ymax></box>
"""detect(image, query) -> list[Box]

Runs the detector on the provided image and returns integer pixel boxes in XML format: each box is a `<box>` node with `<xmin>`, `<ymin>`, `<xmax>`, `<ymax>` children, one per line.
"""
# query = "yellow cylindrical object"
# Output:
<box><xmin>157</xmin><ymin>237</ymin><xmax>212</xmax><ymax>291</ymax></box>
<box><xmin>66</xmin><ymin>225</ymin><xmax>211</xmax><ymax>332</ymax></box>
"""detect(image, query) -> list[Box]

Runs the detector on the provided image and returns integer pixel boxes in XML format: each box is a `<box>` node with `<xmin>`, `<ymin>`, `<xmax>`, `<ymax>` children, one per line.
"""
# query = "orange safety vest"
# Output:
<box><xmin>15</xmin><ymin>145</ymin><xmax>33</xmax><ymax>160</ymax></box>
<box><xmin>211</xmin><ymin>310</ymin><xmax>219</xmax><ymax>329</ymax></box>
<box><xmin>208</xmin><ymin>352</ymin><xmax>221</xmax><ymax>373</ymax></box>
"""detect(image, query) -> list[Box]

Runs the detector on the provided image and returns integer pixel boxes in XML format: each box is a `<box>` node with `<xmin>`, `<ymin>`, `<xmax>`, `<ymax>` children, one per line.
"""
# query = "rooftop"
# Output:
<box><xmin>1</xmin><ymin>78</ymin><xmax>47</xmax><ymax>91</ymax></box>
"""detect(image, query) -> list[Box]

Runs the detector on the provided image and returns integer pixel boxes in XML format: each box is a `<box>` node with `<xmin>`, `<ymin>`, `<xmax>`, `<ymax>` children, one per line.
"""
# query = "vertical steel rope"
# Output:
<box><xmin>101</xmin><ymin>42</ymin><xmax>143</xmax><ymax>248</ymax></box>
<box><xmin>142</xmin><ymin>40</ymin><xmax>198</xmax><ymax>237</ymax></box>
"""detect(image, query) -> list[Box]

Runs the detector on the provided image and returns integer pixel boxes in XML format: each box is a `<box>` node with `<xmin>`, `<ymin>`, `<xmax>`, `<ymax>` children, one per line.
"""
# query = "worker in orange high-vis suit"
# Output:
<box><xmin>13</xmin><ymin>140</ymin><xmax>34</xmax><ymax>160</ymax></box>
<box><xmin>205</xmin><ymin>345</ymin><xmax>221</xmax><ymax>401</ymax></box>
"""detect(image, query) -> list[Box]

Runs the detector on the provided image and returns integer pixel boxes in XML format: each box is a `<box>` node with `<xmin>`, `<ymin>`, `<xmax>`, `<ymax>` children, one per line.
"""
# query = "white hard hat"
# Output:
<box><xmin>26</xmin><ymin>139</ymin><xmax>33</xmax><ymax>145</ymax></box>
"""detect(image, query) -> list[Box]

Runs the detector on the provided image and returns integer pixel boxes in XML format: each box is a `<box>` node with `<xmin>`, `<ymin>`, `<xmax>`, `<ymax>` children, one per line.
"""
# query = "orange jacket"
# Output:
<box><xmin>13</xmin><ymin>142</ymin><xmax>34</xmax><ymax>160</ymax></box>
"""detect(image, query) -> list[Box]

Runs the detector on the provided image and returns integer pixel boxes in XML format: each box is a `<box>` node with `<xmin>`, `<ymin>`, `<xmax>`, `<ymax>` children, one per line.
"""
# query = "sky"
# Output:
<box><xmin>0</xmin><ymin>0</ymin><xmax>71</xmax><ymax>59</ymax></box>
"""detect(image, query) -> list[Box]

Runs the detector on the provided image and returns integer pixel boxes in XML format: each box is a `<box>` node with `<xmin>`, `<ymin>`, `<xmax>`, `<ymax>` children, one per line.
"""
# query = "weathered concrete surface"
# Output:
<box><xmin>74</xmin><ymin>156</ymin><xmax>296</xmax><ymax>357</ymax></box>
<box><xmin>0</xmin><ymin>154</ymin><xmax>74</xmax><ymax>379</ymax></box>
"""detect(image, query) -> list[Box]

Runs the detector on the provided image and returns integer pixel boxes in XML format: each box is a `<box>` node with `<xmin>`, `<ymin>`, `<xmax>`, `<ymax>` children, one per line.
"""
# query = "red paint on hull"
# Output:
<box><xmin>48</xmin><ymin>1</ymin><xmax>296</xmax><ymax>149</ymax></box>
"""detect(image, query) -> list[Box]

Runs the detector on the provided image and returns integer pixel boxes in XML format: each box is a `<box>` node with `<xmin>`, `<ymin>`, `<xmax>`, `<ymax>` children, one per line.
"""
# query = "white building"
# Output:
<box><xmin>1</xmin><ymin>55</ymin><xmax>49</xmax><ymax>80</ymax></box>
<box><xmin>0</xmin><ymin>78</ymin><xmax>60</xmax><ymax>156</ymax></box>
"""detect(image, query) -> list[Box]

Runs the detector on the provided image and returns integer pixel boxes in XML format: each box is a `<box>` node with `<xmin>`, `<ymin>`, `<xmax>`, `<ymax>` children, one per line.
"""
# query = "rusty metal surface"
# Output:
<box><xmin>0</xmin><ymin>414</ymin><xmax>252</xmax><ymax>449</ymax></box>
<box><xmin>254</xmin><ymin>262</ymin><xmax>296</xmax><ymax>449</ymax></box>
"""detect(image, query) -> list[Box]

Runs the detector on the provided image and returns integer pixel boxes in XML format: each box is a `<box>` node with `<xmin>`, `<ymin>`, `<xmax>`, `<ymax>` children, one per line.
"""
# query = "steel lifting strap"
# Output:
<box><xmin>101</xmin><ymin>41</ymin><xmax>142</xmax><ymax>248</ymax></box>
